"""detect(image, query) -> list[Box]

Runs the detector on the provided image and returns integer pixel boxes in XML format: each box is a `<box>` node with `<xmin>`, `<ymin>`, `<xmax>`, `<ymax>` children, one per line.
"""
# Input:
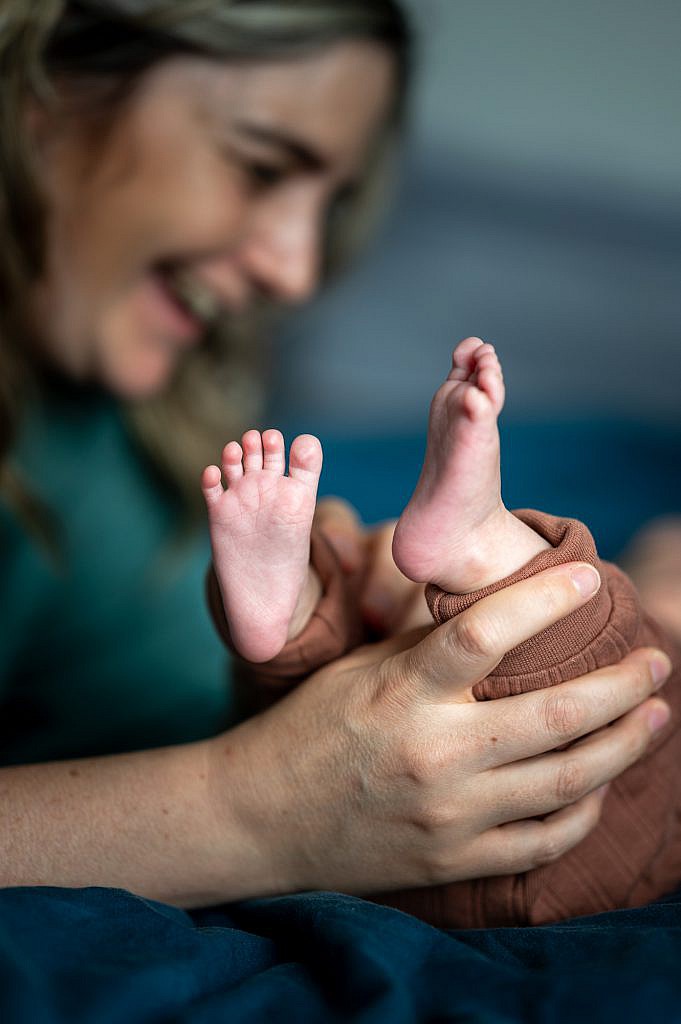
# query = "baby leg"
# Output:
<box><xmin>393</xmin><ymin>337</ymin><xmax>550</xmax><ymax>593</ymax></box>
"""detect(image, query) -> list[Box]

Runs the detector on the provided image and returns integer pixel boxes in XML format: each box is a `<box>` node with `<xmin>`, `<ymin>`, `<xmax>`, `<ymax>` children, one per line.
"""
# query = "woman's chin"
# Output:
<box><xmin>98</xmin><ymin>334</ymin><xmax>186</xmax><ymax>399</ymax></box>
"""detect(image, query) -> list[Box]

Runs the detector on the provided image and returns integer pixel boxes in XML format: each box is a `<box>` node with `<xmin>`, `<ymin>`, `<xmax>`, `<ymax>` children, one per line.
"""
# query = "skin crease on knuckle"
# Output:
<box><xmin>538</xmin><ymin>690</ymin><xmax>587</xmax><ymax>745</ymax></box>
<box><xmin>401</xmin><ymin>782</ymin><xmax>480</xmax><ymax>886</ymax></box>
<box><xmin>627</xmin><ymin>648</ymin><xmax>662</xmax><ymax>704</ymax></box>
<box><xmin>450</xmin><ymin>609</ymin><xmax>498</xmax><ymax>666</ymax></box>
<box><xmin>488</xmin><ymin>799</ymin><xmax>594</xmax><ymax>875</ymax></box>
<box><xmin>553</xmin><ymin>757</ymin><xmax>589</xmax><ymax>805</ymax></box>
<box><xmin>417</xmin><ymin>839</ymin><xmax>469</xmax><ymax>888</ymax></box>
<box><xmin>530</xmin><ymin>799</ymin><xmax>601</xmax><ymax>870</ymax></box>
<box><xmin>447</xmin><ymin>572</ymin><xmax>575</xmax><ymax>673</ymax></box>
<box><xmin>587</xmin><ymin>652</ymin><xmax>654</xmax><ymax>720</ymax></box>
<box><xmin>607</xmin><ymin>704</ymin><xmax>653</xmax><ymax>767</ymax></box>
<box><xmin>528</xmin><ymin>829</ymin><xmax>572</xmax><ymax>871</ymax></box>
<box><xmin>368</xmin><ymin>653</ymin><xmax>416</xmax><ymax>717</ymax></box>
<box><xmin>398</xmin><ymin>729</ymin><xmax>460</xmax><ymax>793</ymax></box>
<box><xmin>533</xmin><ymin>652</ymin><xmax>657</xmax><ymax>756</ymax></box>
<box><xmin>533</xmin><ymin>573</ymin><xmax>570</xmax><ymax>622</ymax></box>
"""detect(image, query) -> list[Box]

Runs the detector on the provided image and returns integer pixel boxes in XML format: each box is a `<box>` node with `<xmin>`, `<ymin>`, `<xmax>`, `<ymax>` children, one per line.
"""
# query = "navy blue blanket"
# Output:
<box><xmin>2</xmin><ymin>885</ymin><xmax>681</xmax><ymax>1022</ymax></box>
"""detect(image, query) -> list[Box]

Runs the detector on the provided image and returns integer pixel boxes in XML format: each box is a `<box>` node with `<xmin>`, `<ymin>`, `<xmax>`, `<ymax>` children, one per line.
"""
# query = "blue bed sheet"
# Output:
<box><xmin>2</xmin><ymin>885</ymin><xmax>681</xmax><ymax>1022</ymax></box>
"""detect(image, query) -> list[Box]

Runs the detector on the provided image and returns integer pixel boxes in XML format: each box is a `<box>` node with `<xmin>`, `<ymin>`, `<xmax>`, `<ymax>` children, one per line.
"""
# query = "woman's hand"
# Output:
<box><xmin>208</xmin><ymin>562</ymin><xmax>672</xmax><ymax>897</ymax></box>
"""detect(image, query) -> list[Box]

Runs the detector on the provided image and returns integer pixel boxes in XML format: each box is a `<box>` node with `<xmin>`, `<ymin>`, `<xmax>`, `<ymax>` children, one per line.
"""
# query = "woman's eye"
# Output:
<box><xmin>326</xmin><ymin>182</ymin><xmax>361</xmax><ymax>224</ymax></box>
<box><xmin>333</xmin><ymin>182</ymin><xmax>360</xmax><ymax>208</ymax></box>
<box><xmin>247</xmin><ymin>161</ymin><xmax>287</xmax><ymax>188</ymax></box>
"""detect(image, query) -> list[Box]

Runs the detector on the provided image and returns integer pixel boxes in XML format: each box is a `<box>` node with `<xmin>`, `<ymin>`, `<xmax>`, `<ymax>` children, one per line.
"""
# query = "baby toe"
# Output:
<box><xmin>289</xmin><ymin>434</ymin><xmax>323</xmax><ymax>489</ymax></box>
<box><xmin>222</xmin><ymin>441</ymin><xmax>244</xmax><ymax>486</ymax></box>
<box><xmin>201</xmin><ymin>464</ymin><xmax>224</xmax><ymax>507</ymax></box>
<box><xmin>242</xmin><ymin>429</ymin><xmax>264</xmax><ymax>473</ymax></box>
<box><xmin>449</xmin><ymin>336</ymin><xmax>486</xmax><ymax>381</ymax></box>
<box><xmin>262</xmin><ymin>429</ymin><xmax>286</xmax><ymax>475</ymax></box>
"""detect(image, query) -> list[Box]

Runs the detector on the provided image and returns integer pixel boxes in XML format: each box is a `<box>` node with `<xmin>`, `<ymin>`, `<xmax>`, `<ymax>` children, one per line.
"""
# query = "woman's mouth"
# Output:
<box><xmin>147</xmin><ymin>263</ymin><xmax>225</xmax><ymax>344</ymax></box>
<box><xmin>160</xmin><ymin>263</ymin><xmax>224</xmax><ymax>324</ymax></box>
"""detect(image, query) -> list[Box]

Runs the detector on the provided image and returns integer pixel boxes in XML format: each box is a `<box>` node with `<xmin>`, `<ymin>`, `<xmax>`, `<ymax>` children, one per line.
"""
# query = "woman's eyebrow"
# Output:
<box><xmin>232</xmin><ymin>121</ymin><xmax>327</xmax><ymax>171</ymax></box>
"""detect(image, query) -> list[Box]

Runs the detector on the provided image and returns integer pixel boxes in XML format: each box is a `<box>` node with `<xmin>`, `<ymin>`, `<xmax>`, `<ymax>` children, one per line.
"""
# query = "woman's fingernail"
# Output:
<box><xmin>648</xmin><ymin>704</ymin><xmax>671</xmax><ymax>733</ymax></box>
<box><xmin>596</xmin><ymin>784</ymin><xmax>610</xmax><ymax>798</ymax></box>
<box><xmin>650</xmin><ymin>654</ymin><xmax>672</xmax><ymax>689</ymax></box>
<box><xmin>570</xmin><ymin>565</ymin><xmax>601</xmax><ymax>598</ymax></box>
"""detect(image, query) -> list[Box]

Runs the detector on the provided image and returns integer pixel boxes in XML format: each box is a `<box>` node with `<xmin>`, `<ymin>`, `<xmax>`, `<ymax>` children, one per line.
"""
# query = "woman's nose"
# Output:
<box><xmin>241</xmin><ymin>196</ymin><xmax>322</xmax><ymax>304</ymax></box>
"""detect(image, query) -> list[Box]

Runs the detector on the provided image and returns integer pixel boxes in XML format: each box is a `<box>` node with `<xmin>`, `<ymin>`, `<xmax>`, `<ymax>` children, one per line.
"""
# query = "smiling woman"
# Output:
<box><xmin>31</xmin><ymin>48</ymin><xmax>395</xmax><ymax>389</ymax></box>
<box><xmin>0</xmin><ymin>0</ymin><xmax>409</xmax><ymax>522</ymax></box>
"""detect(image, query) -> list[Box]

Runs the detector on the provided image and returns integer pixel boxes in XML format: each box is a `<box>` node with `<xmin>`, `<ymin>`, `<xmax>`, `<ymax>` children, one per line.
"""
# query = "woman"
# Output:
<box><xmin>0</xmin><ymin>0</ymin><xmax>670</xmax><ymax>907</ymax></box>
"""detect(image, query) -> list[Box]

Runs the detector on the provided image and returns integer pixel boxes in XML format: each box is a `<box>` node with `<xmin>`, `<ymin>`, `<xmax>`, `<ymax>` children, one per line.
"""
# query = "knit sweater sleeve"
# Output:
<box><xmin>426</xmin><ymin>508</ymin><xmax>671</xmax><ymax>701</ymax></box>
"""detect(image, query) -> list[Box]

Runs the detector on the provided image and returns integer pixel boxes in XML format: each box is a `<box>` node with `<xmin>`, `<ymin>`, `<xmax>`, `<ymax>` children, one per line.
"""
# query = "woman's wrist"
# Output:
<box><xmin>204</xmin><ymin>724</ymin><xmax>296</xmax><ymax>900</ymax></box>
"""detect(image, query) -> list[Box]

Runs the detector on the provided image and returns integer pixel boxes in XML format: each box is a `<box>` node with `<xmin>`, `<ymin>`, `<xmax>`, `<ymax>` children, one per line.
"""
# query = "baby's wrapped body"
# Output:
<box><xmin>208</xmin><ymin>509</ymin><xmax>681</xmax><ymax>928</ymax></box>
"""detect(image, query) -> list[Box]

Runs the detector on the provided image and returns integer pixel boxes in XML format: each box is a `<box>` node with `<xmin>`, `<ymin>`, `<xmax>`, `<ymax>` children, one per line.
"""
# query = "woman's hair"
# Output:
<box><xmin>0</xmin><ymin>0</ymin><xmax>410</xmax><ymax>533</ymax></box>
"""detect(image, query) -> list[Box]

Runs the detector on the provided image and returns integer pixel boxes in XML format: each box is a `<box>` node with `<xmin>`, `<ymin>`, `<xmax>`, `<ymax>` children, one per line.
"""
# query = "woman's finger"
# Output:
<box><xmin>313</xmin><ymin>496</ymin><xmax>365</xmax><ymax>573</ymax></box>
<box><xmin>395</xmin><ymin>587</ymin><xmax>435</xmax><ymax>632</ymax></box>
<box><xmin>478</xmin><ymin>694</ymin><xmax>670</xmax><ymax>825</ymax></box>
<box><xmin>471</xmin><ymin>787</ymin><xmax>608</xmax><ymax>877</ymax></box>
<box><xmin>470</xmin><ymin>647</ymin><xmax>671</xmax><ymax>769</ymax></box>
<box><xmin>395</xmin><ymin>561</ymin><xmax>604</xmax><ymax>702</ymax></box>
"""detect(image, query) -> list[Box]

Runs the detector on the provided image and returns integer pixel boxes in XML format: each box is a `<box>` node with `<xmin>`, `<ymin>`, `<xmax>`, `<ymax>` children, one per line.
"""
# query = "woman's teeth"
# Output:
<box><xmin>165</xmin><ymin>269</ymin><xmax>222</xmax><ymax>326</ymax></box>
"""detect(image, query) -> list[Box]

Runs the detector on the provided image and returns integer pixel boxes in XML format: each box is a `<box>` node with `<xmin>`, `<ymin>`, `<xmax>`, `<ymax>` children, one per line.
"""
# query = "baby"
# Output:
<box><xmin>202</xmin><ymin>337</ymin><xmax>681</xmax><ymax>928</ymax></box>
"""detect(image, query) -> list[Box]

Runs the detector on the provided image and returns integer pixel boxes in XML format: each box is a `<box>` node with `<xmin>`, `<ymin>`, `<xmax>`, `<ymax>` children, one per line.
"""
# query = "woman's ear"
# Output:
<box><xmin>23</xmin><ymin>97</ymin><xmax>56</xmax><ymax>156</ymax></box>
<box><xmin>21</xmin><ymin>94</ymin><xmax>72</xmax><ymax>195</ymax></box>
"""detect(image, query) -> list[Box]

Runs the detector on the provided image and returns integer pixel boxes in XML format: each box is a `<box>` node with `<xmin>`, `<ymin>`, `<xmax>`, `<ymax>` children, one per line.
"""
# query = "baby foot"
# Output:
<box><xmin>202</xmin><ymin>429</ymin><xmax>323</xmax><ymax>663</ymax></box>
<box><xmin>393</xmin><ymin>337</ymin><xmax>549</xmax><ymax>593</ymax></box>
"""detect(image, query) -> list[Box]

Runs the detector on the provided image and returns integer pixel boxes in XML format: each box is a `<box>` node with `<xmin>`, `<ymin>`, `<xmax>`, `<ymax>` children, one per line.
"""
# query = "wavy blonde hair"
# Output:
<box><xmin>0</xmin><ymin>0</ymin><xmax>410</xmax><ymax>533</ymax></box>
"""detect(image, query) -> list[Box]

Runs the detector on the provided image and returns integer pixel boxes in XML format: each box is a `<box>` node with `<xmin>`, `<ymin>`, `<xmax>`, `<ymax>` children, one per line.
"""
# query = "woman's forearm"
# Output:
<box><xmin>0</xmin><ymin>737</ymin><xmax>273</xmax><ymax>908</ymax></box>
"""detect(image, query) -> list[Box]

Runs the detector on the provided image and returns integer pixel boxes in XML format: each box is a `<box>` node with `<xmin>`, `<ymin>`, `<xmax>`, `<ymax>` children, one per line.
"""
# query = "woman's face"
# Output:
<box><xmin>30</xmin><ymin>41</ymin><xmax>395</xmax><ymax>397</ymax></box>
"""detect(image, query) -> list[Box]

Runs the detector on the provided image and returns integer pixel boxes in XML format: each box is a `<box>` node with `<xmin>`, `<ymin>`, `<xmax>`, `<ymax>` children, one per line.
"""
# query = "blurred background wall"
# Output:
<box><xmin>269</xmin><ymin>0</ymin><xmax>681</xmax><ymax>554</ymax></box>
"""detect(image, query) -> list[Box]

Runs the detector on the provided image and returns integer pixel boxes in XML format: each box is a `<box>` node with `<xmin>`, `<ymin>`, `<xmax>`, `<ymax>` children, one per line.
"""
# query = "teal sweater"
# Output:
<box><xmin>0</xmin><ymin>378</ymin><xmax>234</xmax><ymax>765</ymax></box>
